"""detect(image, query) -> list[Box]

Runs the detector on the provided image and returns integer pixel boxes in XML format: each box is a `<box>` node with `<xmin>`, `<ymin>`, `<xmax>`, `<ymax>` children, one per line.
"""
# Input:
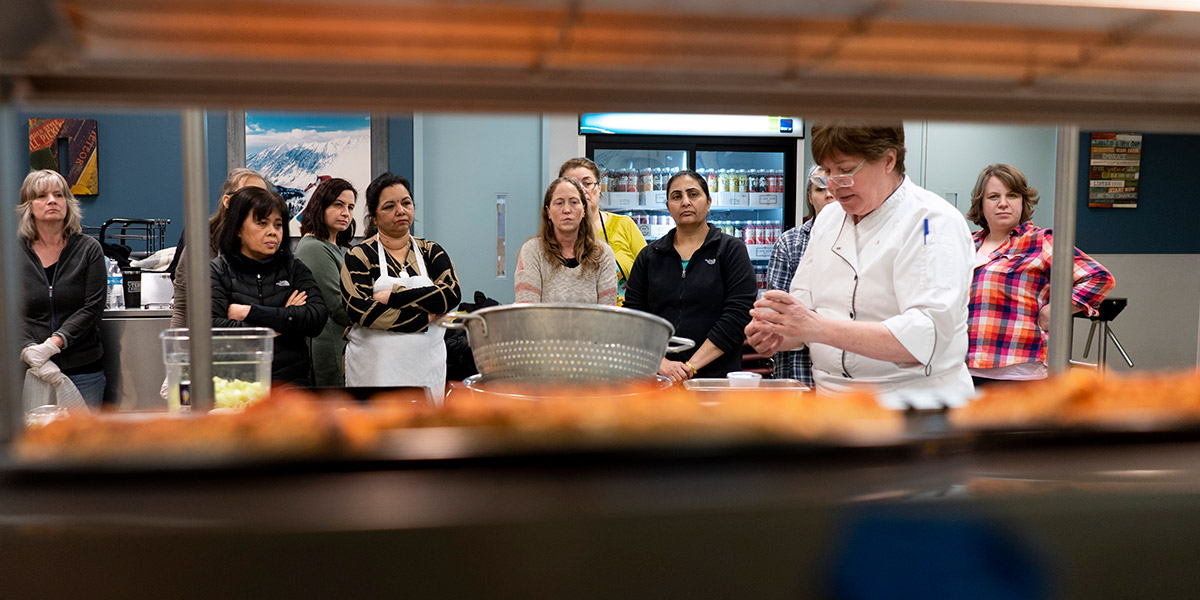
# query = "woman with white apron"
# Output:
<box><xmin>341</xmin><ymin>173</ymin><xmax>462</xmax><ymax>404</ymax></box>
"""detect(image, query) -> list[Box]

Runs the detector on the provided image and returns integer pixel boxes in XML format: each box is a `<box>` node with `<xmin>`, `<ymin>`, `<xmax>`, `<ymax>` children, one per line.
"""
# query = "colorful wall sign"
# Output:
<box><xmin>1088</xmin><ymin>132</ymin><xmax>1141</xmax><ymax>208</ymax></box>
<box><xmin>28</xmin><ymin>118</ymin><xmax>100</xmax><ymax>195</ymax></box>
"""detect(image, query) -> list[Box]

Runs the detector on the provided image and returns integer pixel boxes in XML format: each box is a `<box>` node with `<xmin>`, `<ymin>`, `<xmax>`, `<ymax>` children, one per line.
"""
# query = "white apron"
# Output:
<box><xmin>345</xmin><ymin>237</ymin><xmax>447</xmax><ymax>404</ymax></box>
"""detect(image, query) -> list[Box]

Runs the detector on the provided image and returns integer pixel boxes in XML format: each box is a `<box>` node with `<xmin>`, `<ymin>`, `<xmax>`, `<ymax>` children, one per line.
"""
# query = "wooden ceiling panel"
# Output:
<box><xmin>4</xmin><ymin>0</ymin><xmax>1200</xmax><ymax>129</ymax></box>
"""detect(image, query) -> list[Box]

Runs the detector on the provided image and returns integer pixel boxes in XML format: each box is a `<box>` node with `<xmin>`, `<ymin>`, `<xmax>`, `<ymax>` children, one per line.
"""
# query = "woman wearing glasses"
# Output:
<box><xmin>746</xmin><ymin>121</ymin><xmax>975</xmax><ymax>395</ymax></box>
<box><xmin>558</xmin><ymin>157</ymin><xmax>647</xmax><ymax>304</ymax></box>
<box><xmin>764</xmin><ymin>165</ymin><xmax>837</xmax><ymax>387</ymax></box>
<box><xmin>514</xmin><ymin>177</ymin><xmax>618</xmax><ymax>304</ymax></box>
<box><xmin>625</xmin><ymin>169</ymin><xmax>757</xmax><ymax>383</ymax></box>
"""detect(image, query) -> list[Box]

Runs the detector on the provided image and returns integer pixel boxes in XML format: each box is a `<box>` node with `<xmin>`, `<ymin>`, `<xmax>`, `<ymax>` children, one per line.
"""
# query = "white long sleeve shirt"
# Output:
<box><xmin>790</xmin><ymin>176</ymin><xmax>974</xmax><ymax>396</ymax></box>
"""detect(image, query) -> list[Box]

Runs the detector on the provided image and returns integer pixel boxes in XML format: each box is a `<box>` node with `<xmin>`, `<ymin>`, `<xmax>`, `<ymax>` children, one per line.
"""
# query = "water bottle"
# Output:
<box><xmin>106</xmin><ymin>258</ymin><xmax>125</xmax><ymax>310</ymax></box>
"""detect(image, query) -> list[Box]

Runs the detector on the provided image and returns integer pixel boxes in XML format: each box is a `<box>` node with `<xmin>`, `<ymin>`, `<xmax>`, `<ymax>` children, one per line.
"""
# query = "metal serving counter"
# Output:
<box><xmin>100</xmin><ymin>308</ymin><xmax>172</xmax><ymax>410</ymax></box>
<box><xmin>3</xmin><ymin>435</ymin><xmax>1200</xmax><ymax>598</ymax></box>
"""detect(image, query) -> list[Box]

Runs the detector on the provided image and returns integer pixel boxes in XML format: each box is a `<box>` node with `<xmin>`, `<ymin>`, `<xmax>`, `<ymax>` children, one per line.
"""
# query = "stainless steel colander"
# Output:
<box><xmin>436</xmin><ymin>303</ymin><xmax>693</xmax><ymax>382</ymax></box>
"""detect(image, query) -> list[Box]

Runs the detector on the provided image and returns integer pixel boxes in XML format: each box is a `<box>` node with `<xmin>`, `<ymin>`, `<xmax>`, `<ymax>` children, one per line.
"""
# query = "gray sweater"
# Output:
<box><xmin>514</xmin><ymin>238</ymin><xmax>618</xmax><ymax>305</ymax></box>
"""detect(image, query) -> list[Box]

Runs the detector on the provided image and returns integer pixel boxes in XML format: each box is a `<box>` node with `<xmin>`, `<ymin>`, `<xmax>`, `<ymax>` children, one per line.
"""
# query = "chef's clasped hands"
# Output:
<box><xmin>745</xmin><ymin>290</ymin><xmax>821</xmax><ymax>357</ymax></box>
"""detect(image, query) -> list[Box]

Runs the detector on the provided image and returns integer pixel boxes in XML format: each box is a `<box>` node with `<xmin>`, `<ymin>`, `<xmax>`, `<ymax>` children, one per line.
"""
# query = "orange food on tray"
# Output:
<box><xmin>15</xmin><ymin>382</ymin><xmax>907</xmax><ymax>464</ymax></box>
<box><xmin>951</xmin><ymin>368</ymin><xmax>1200</xmax><ymax>430</ymax></box>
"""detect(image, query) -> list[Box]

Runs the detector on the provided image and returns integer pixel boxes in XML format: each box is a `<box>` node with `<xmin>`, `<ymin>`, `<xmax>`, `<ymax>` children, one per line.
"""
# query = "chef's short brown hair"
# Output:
<box><xmin>811</xmin><ymin>120</ymin><xmax>906</xmax><ymax>177</ymax></box>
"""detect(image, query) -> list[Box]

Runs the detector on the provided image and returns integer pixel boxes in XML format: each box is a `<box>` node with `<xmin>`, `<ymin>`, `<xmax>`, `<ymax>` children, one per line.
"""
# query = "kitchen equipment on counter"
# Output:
<box><xmin>139</xmin><ymin>271</ymin><xmax>174</xmax><ymax>309</ymax></box>
<box><xmin>437</xmin><ymin>303</ymin><xmax>693</xmax><ymax>382</ymax></box>
<box><xmin>160</xmin><ymin>328</ymin><xmax>273</xmax><ymax>411</ymax></box>
<box><xmin>726</xmin><ymin>371</ymin><xmax>763</xmax><ymax>388</ymax></box>
<box><xmin>460</xmin><ymin>374</ymin><xmax>673</xmax><ymax>401</ymax></box>
<box><xmin>684</xmin><ymin>378</ymin><xmax>809</xmax><ymax>392</ymax></box>
<box><xmin>100</xmin><ymin>309</ymin><xmax>173</xmax><ymax>410</ymax></box>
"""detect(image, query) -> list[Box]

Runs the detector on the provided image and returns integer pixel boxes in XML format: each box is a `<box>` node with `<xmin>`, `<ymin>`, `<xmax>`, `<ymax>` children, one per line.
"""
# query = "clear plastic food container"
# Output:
<box><xmin>160</xmin><ymin>328</ymin><xmax>273</xmax><ymax>411</ymax></box>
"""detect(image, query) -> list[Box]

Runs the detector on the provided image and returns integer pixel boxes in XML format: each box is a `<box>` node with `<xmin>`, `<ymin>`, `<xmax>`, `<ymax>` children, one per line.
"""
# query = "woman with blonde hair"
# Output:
<box><xmin>514</xmin><ymin>176</ymin><xmax>618</xmax><ymax>304</ymax></box>
<box><xmin>18</xmin><ymin>169</ymin><xmax>108</xmax><ymax>407</ymax></box>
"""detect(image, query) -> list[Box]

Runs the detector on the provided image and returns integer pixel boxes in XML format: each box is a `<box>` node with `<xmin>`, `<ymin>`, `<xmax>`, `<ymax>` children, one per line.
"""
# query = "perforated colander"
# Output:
<box><xmin>437</xmin><ymin>303</ymin><xmax>693</xmax><ymax>382</ymax></box>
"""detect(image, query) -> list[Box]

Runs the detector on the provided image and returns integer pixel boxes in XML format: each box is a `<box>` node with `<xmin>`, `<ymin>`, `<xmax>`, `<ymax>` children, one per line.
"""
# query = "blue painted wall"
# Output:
<box><xmin>1075</xmin><ymin>131</ymin><xmax>1200</xmax><ymax>254</ymax></box>
<box><xmin>9</xmin><ymin>108</ymin><xmax>413</xmax><ymax>252</ymax></box>
<box><xmin>389</xmin><ymin>114</ymin><xmax>414</xmax><ymax>180</ymax></box>
<box><xmin>11</xmin><ymin>107</ymin><xmax>232</xmax><ymax>250</ymax></box>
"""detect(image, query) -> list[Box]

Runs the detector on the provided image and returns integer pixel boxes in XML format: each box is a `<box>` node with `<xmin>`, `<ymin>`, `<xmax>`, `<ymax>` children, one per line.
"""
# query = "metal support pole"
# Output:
<box><xmin>182</xmin><ymin>109</ymin><xmax>213</xmax><ymax>412</ymax></box>
<box><xmin>0</xmin><ymin>81</ymin><xmax>25</xmax><ymax>444</ymax></box>
<box><xmin>1047</xmin><ymin>124</ymin><xmax>1080</xmax><ymax>374</ymax></box>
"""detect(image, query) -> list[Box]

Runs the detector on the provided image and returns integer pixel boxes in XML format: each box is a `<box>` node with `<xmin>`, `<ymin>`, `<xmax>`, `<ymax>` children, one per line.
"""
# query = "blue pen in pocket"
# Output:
<box><xmin>923</xmin><ymin>218</ymin><xmax>929</xmax><ymax>245</ymax></box>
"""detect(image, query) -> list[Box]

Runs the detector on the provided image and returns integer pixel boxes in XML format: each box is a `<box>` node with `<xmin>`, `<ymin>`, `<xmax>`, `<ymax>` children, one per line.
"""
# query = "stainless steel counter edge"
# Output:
<box><xmin>103</xmin><ymin>309</ymin><xmax>174</xmax><ymax>318</ymax></box>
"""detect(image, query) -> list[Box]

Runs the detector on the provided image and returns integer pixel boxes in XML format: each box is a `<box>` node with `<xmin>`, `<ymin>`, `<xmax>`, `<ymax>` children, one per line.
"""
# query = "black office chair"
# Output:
<box><xmin>1072</xmin><ymin>297</ymin><xmax>1133</xmax><ymax>374</ymax></box>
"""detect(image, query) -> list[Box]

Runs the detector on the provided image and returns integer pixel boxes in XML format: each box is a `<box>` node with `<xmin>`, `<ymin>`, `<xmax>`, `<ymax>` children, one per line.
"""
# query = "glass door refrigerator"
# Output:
<box><xmin>581</xmin><ymin>113</ymin><xmax>803</xmax><ymax>296</ymax></box>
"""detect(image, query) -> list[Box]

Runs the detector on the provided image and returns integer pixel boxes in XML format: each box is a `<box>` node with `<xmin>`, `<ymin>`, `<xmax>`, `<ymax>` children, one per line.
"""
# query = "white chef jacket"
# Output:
<box><xmin>789</xmin><ymin>176</ymin><xmax>974</xmax><ymax>396</ymax></box>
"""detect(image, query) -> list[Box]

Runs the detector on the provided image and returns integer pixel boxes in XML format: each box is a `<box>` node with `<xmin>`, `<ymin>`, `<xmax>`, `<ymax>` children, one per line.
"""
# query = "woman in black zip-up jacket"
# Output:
<box><xmin>211</xmin><ymin>187</ymin><xmax>327</xmax><ymax>386</ymax></box>
<box><xmin>18</xmin><ymin>170</ymin><xmax>108</xmax><ymax>407</ymax></box>
<box><xmin>624</xmin><ymin>170</ymin><xmax>757</xmax><ymax>382</ymax></box>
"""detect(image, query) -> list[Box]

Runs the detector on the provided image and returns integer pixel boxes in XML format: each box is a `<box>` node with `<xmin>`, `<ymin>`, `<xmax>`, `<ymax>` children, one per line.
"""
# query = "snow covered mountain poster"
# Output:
<box><xmin>245</xmin><ymin>112</ymin><xmax>371</xmax><ymax>236</ymax></box>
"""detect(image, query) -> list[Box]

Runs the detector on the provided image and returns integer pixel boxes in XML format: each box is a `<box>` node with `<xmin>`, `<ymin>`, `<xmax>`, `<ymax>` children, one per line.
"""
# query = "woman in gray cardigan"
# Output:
<box><xmin>294</xmin><ymin>177</ymin><xmax>357</xmax><ymax>387</ymax></box>
<box><xmin>18</xmin><ymin>170</ymin><xmax>108</xmax><ymax>407</ymax></box>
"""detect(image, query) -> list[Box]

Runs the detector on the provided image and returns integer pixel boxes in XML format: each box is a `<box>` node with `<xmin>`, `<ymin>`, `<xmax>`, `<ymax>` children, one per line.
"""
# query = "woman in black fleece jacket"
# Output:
<box><xmin>211</xmin><ymin>187</ymin><xmax>327</xmax><ymax>386</ymax></box>
<box><xmin>18</xmin><ymin>170</ymin><xmax>108</xmax><ymax>407</ymax></box>
<box><xmin>624</xmin><ymin>170</ymin><xmax>757</xmax><ymax>382</ymax></box>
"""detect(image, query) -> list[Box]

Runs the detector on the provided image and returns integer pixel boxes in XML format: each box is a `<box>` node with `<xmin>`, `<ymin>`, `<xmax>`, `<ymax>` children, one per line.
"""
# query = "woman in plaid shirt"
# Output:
<box><xmin>967</xmin><ymin>164</ymin><xmax>1115</xmax><ymax>386</ymax></box>
<box><xmin>765</xmin><ymin>165</ymin><xmax>836</xmax><ymax>386</ymax></box>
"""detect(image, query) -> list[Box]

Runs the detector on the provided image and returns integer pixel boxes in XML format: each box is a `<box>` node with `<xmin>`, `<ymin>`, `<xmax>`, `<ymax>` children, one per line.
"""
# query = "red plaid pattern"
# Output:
<box><xmin>968</xmin><ymin>221</ymin><xmax>1114</xmax><ymax>369</ymax></box>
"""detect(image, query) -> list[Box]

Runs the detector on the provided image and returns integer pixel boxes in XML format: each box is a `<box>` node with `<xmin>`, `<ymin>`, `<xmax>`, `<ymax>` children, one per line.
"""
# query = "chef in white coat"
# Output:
<box><xmin>746</xmin><ymin>120</ymin><xmax>974</xmax><ymax>396</ymax></box>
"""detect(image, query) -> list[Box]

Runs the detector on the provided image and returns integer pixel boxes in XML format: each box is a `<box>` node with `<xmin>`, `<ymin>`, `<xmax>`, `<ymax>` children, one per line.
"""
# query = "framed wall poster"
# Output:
<box><xmin>1088</xmin><ymin>132</ymin><xmax>1141</xmax><ymax>208</ymax></box>
<box><xmin>28</xmin><ymin>118</ymin><xmax>99</xmax><ymax>195</ymax></box>
<box><xmin>245</xmin><ymin>112</ymin><xmax>372</xmax><ymax>235</ymax></box>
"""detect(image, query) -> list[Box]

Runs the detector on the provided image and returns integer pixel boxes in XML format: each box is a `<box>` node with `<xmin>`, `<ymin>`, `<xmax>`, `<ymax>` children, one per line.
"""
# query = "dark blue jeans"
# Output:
<box><xmin>67</xmin><ymin>371</ymin><xmax>106</xmax><ymax>409</ymax></box>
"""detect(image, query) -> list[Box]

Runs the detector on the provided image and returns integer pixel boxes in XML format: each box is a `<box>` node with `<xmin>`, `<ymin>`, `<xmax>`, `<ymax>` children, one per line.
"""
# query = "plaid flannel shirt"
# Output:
<box><xmin>968</xmin><ymin>221</ymin><xmax>1114</xmax><ymax>369</ymax></box>
<box><xmin>765</xmin><ymin>220</ymin><xmax>814</xmax><ymax>386</ymax></box>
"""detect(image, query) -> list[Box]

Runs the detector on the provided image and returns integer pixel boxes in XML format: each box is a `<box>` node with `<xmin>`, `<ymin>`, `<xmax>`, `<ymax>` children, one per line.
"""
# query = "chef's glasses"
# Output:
<box><xmin>810</xmin><ymin>159</ymin><xmax>866</xmax><ymax>188</ymax></box>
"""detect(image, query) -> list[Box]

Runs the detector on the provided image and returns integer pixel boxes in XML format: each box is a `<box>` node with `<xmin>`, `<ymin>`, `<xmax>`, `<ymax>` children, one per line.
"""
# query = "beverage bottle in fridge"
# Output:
<box><xmin>106</xmin><ymin>257</ymin><xmax>125</xmax><ymax>310</ymax></box>
<box><xmin>640</xmin><ymin>168</ymin><xmax>652</xmax><ymax>192</ymax></box>
<box><xmin>714</xmin><ymin>169</ymin><xmax>726</xmax><ymax>193</ymax></box>
<box><xmin>736</xmin><ymin>169</ymin><xmax>747</xmax><ymax>193</ymax></box>
<box><xmin>655</xmin><ymin>167</ymin><xmax>665</xmax><ymax>191</ymax></box>
<box><xmin>705</xmin><ymin>169</ymin><xmax>718</xmax><ymax>193</ymax></box>
<box><xmin>600</xmin><ymin>170</ymin><xmax>610</xmax><ymax>193</ymax></box>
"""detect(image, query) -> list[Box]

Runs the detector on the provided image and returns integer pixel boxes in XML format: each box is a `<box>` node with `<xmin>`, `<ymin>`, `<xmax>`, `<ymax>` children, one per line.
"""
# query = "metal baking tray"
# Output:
<box><xmin>683</xmin><ymin>378</ymin><xmax>809</xmax><ymax>391</ymax></box>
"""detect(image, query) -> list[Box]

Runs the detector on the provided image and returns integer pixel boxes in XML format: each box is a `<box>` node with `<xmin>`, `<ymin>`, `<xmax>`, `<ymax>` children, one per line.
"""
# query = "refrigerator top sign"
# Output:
<box><xmin>580</xmin><ymin>113</ymin><xmax>803</xmax><ymax>138</ymax></box>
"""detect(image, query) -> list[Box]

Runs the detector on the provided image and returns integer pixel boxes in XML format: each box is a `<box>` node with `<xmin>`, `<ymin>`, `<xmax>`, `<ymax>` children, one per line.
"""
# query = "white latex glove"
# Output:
<box><xmin>21</xmin><ymin>338</ymin><xmax>62</xmax><ymax>368</ymax></box>
<box><xmin>33</xmin><ymin>360</ymin><xmax>67</xmax><ymax>386</ymax></box>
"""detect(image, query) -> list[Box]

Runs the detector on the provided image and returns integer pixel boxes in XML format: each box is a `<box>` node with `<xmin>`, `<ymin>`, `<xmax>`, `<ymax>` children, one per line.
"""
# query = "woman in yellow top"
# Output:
<box><xmin>558</xmin><ymin>157</ymin><xmax>647</xmax><ymax>304</ymax></box>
